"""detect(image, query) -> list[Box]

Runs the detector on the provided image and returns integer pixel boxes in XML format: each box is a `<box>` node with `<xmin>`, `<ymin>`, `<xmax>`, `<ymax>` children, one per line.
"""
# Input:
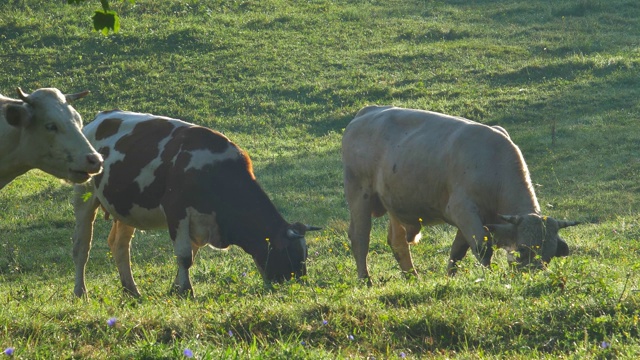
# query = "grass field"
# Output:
<box><xmin>1</xmin><ymin>0</ymin><xmax>640</xmax><ymax>358</ymax></box>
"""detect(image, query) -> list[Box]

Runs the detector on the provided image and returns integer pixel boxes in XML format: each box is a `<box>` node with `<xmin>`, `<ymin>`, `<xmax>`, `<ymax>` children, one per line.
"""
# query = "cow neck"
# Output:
<box><xmin>219</xmin><ymin>179</ymin><xmax>290</xmax><ymax>256</ymax></box>
<box><xmin>0</xmin><ymin>131</ymin><xmax>30</xmax><ymax>189</ymax></box>
<box><xmin>497</xmin><ymin>166</ymin><xmax>541</xmax><ymax>216</ymax></box>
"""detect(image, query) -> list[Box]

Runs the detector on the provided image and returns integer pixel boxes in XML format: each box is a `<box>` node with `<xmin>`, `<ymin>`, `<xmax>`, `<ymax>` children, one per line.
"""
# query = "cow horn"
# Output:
<box><xmin>499</xmin><ymin>214</ymin><xmax>522</xmax><ymax>225</ymax></box>
<box><xmin>557</xmin><ymin>220</ymin><xmax>580</xmax><ymax>229</ymax></box>
<box><xmin>66</xmin><ymin>90</ymin><xmax>90</xmax><ymax>102</ymax></box>
<box><xmin>306</xmin><ymin>225</ymin><xmax>322</xmax><ymax>231</ymax></box>
<box><xmin>16</xmin><ymin>87</ymin><xmax>30</xmax><ymax>103</ymax></box>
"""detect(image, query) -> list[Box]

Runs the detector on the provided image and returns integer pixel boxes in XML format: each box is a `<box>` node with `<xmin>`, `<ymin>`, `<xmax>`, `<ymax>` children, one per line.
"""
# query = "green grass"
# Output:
<box><xmin>1</xmin><ymin>0</ymin><xmax>640</xmax><ymax>358</ymax></box>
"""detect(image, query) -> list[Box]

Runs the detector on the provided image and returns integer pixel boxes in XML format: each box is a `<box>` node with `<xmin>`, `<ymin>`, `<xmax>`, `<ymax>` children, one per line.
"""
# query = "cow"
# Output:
<box><xmin>72</xmin><ymin>110</ymin><xmax>320</xmax><ymax>297</ymax></box>
<box><xmin>342</xmin><ymin>105</ymin><xmax>579</xmax><ymax>283</ymax></box>
<box><xmin>0</xmin><ymin>87</ymin><xmax>103</xmax><ymax>189</ymax></box>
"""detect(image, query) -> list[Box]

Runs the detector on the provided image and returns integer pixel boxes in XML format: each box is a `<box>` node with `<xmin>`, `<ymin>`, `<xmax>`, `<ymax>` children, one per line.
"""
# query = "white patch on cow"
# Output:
<box><xmin>134</xmin><ymin>134</ymin><xmax>174</xmax><ymax>192</ymax></box>
<box><xmin>99</xmin><ymin>200</ymin><xmax>167</xmax><ymax>230</ymax></box>
<box><xmin>185</xmin><ymin>207</ymin><xmax>227</xmax><ymax>249</ymax></box>
<box><xmin>184</xmin><ymin>146</ymin><xmax>238</xmax><ymax>171</ymax></box>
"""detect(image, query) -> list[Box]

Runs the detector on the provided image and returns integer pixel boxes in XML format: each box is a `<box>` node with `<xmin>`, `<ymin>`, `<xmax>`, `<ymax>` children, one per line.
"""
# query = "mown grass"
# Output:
<box><xmin>1</xmin><ymin>0</ymin><xmax>640</xmax><ymax>358</ymax></box>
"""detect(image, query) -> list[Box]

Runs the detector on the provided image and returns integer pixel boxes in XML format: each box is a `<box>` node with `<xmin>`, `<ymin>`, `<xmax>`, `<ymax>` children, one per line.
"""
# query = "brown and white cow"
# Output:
<box><xmin>0</xmin><ymin>87</ymin><xmax>103</xmax><ymax>189</ymax></box>
<box><xmin>73</xmin><ymin>110</ymin><xmax>320</xmax><ymax>297</ymax></box>
<box><xmin>342</xmin><ymin>105</ymin><xmax>579</xmax><ymax>282</ymax></box>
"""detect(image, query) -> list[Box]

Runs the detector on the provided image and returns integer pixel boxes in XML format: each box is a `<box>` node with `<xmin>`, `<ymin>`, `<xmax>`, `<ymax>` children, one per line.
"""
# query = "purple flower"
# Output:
<box><xmin>322</xmin><ymin>320</ymin><xmax>328</xmax><ymax>325</ymax></box>
<box><xmin>183</xmin><ymin>348</ymin><xmax>194</xmax><ymax>358</ymax></box>
<box><xmin>228</xmin><ymin>330</ymin><xmax>234</xmax><ymax>337</ymax></box>
<box><xmin>348</xmin><ymin>334</ymin><xmax>354</xmax><ymax>341</ymax></box>
<box><xmin>400</xmin><ymin>352</ymin><xmax>407</xmax><ymax>358</ymax></box>
<box><xmin>300</xmin><ymin>340</ymin><xmax>306</xmax><ymax>346</ymax></box>
<box><xmin>601</xmin><ymin>341</ymin><xmax>610</xmax><ymax>349</ymax></box>
<box><xmin>107</xmin><ymin>317</ymin><xmax>117</xmax><ymax>327</ymax></box>
<box><xmin>3</xmin><ymin>348</ymin><xmax>14</xmax><ymax>356</ymax></box>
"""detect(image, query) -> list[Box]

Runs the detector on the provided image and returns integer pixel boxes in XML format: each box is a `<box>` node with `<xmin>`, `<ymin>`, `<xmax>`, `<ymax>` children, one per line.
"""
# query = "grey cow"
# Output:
<box><xmin>342</xmin><ymin>105</ymin><xmax>579</xmax><ymax>282</ymax></box>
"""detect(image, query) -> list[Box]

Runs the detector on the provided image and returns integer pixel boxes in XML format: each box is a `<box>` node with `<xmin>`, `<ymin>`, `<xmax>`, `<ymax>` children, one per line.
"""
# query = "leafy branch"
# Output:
<box><xmin>68</xmin><ymin>0</ymin><xmax>135</xmax><ymax>35</ymax></box>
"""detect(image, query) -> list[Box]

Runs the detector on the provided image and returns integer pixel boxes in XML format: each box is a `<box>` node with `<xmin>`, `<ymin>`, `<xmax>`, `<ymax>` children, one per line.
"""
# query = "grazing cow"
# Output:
<box><xmin>342</xmin><ymin>105</ymin><xmax>579</xmax><ymax>282</ymax></box>
<box><xmin>0</xmin><ymin>88</ymin><xmax>103</xmax><ymax>189</ymax></box>
<box><xmin>73</xmin><ymin>110</ymin><xmax>320</xmax><ymax>297</ymax></box>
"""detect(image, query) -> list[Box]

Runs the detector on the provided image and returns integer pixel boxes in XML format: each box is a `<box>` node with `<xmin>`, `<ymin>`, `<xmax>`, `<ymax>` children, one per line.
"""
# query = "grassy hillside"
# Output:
<box><xmin>1</xmin><ymin>0</ymin><xmax>639</xmax><ymax>358</ymax></box>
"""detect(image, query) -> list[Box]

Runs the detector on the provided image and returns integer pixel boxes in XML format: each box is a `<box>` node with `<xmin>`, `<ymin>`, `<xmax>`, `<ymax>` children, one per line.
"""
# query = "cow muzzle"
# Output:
<box><xmin>68</xmin><ymin>153</ymin><xmax>103</xmax><ymax>183</ymax></box>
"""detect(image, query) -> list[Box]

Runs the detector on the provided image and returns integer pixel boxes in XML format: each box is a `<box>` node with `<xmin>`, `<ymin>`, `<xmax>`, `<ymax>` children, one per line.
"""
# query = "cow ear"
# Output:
<box><xmin>557</xmin><ymin>219</ymin><xmax>580</xmax><ymax>229</ymax></box>
<box><xmin>286</xmin><ymin>228</ymin><xmax>305</xmax><ymax>239</ymax></box>
<box><xmin>485</xmin><ymin>223</ymin><xmax>516</xmax><ymax>241</ymax></box>
<box><xmin>5</xmin><ymin>104</ymin><xmax>31</xmax><ymax>128</ymax></box>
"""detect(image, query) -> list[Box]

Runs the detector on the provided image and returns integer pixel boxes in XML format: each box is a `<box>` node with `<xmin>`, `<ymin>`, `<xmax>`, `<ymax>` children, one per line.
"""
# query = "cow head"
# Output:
<box><xmin>258</xmin><ymin>223</ymin><xmax>321</xmax><ymax>282</ymax></box>
<box><xmin>486</xmin><ymin>213</ymin><xmax>579</xmax><ymax>268</ymax></box>
<box><xmin>4</xmin><ymin>88</ymin><xmax>103</xmax><ymax>183</ymax></box>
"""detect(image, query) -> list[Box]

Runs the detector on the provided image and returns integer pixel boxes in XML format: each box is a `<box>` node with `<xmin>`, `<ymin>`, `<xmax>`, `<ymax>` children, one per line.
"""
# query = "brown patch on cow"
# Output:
<box><xmin>240</xmin><ymin>150</ymin><xmax>256</xmax><ymax>180</ymax></box>
<box><xmin>98</xmin><ymin>146</ymin><xmax>111</xmax><ymax>159</ymax></box>
<box><xmin>92</xmin><ymin>147</ymin><xmax>111</xmax><ymax>187</ymax></box>
<box><xmin>103</xmin><ymin>119</ymin><xmax>177</xmax><ymax>215</ymax></box>
<box><xmin>174</xmin><ymin>126</ymin><xmax>231</xmax><ymax>154</ymax></box>
<box><xmin>95</xmin><ymin>118</ymin><xmax>124</xmax><ymax>140</ymax></box>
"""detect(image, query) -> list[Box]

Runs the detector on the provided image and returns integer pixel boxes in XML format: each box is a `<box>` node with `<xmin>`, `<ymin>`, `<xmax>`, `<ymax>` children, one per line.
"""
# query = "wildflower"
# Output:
<box><xmin>348</xmin><ymin>334</ymin><xmax>354</xmax><ymax>341</ymax></box>
<box><xmin>228</xmin><ymin>330</ymin><xmax>234</xmax><ymax>337</ymax></box>
<box><xmin>400</xmin><ymin>352</ymin><xmax>407</xmax><ymax>358</ymax></box>
<box><xmin>107</xmin><ymin>317</ymin><xmax>117</xmax><ymax>327</ymax></box>
<box><xmin>3</xmin><ymin>348</ymin><xmax>14</xmax><ymax>356</ymax></box>
<box><xmin>241</xmin><ymin>272</ymin><xmax>247</xmax><ymax>277</ymax></box>
<box><xmin>300</xmin><ymin>340</ymin><xmax>306</xmax><ymax>346</ymax></box>
<box><xmin>265</xmin><ymin>237</ymin><xmax>270</xmax><ymax>243</ymax></box>
<box><xmin>483</xmin><ymin>236</ymin><xmax>488</xmax><ymax>242</ymax></box>
<box><xmin>601</xmin><ymin>341</ymin><xmax>610</xmax><ymax>349</ymax></box>
<box><xmin>322</xmin><ymin>320</ymin><xmax>328</xmax><ymax>325</ymax></box>
<box><xmin>183</xmin><ymin>348</ymin><xmax>194</xmax><ymax>358</ymax></box>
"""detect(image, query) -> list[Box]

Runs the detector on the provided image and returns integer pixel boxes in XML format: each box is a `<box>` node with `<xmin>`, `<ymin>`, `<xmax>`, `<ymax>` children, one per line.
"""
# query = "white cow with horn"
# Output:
<box><xmin>0</xmin><ymin>87</ymin><xmax>103</xmax><ymax>189</ymax></box>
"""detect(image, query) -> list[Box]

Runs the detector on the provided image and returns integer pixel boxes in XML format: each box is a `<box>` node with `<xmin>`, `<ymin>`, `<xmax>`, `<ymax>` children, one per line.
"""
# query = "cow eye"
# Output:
<box><xmin>45</xmin><ymin>123</ymin><xmax>58</xmax><ymax>132</ymax></box>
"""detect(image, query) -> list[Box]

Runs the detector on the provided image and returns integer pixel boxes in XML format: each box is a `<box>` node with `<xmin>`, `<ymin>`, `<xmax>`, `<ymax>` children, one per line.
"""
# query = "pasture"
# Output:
<box><xmin>1</xmin><ymin>0</ymin><xmax>639</xmax><ymax>358</ymax></box>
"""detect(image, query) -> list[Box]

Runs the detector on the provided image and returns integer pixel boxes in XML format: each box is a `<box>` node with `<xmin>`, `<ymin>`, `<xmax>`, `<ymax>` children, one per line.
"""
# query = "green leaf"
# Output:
<box><xmin>81</xmin><ymin>192</ymin><xmax>93</xmax><ymax>202</ymax></box>
<box><xmin>92</xmin><ymin>9</ymin><xmax>120</xmax><ymax>35</ymax></box>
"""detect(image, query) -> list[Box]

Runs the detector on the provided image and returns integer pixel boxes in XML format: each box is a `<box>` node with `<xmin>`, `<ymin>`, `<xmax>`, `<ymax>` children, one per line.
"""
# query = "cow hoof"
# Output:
<box><xmin>123</xmin><ymin>288</ymin><xmax>142</xmax><ymax>298</ymax></box>
<box><xmin>169</xmin><ymin>285</ymin><xmax>195</xmax><ymax>299</ymax></box>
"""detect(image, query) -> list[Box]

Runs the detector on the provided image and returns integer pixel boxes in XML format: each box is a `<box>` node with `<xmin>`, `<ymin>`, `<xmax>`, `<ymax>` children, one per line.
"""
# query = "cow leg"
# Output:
<box><xmin>445</xmin><ymin>197</ymin><xmax>493</xmax><ymax>270</ymax></box>
<box><xmin>345</xmin><ymin>189</ymin><xmax>374</xmax><ymax>284</ymax></box>
<box><xmin>72</xmin><ymin>183</ymin><xmax>100</xmax><ymax>298</ymax></box>
<box><xmin>447</xmin><ymin>230</ymin><xmax>470</xmax><ymax>275</ymax></box>
<box><xmin>106</xmin><ymin>220</ymin><xmax>140</xmax><ymax>297</ymax></box>
<box><xmin>170</xmin><ymin>217</ymin><xmax>195</xmax><ymax>297</ymax></box>
<box><xmin>387</xmin><ymin>215</ymin><xmax>418</xmax><ymax>277</ymax></box>
<box><xmin>172</xmin><ymin>244</ymin><xmax>200</xmax><ymax>289</ymax></box>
